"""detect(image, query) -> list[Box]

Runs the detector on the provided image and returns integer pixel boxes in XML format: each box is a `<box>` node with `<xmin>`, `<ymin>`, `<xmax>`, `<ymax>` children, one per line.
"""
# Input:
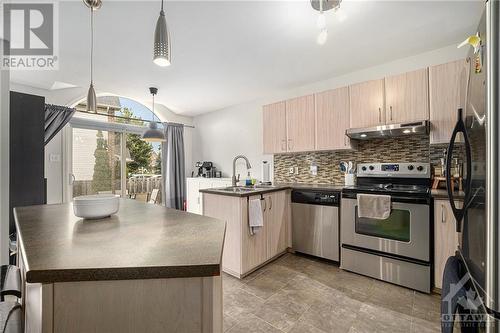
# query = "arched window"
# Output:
<box><xmin>69</xmin><ymin>96</ymin><xmax>163</xmax><ymax>204</ymax></box>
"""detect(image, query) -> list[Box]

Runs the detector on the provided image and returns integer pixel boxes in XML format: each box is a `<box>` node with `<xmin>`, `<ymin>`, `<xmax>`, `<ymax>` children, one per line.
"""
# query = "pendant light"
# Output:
<box><xmin>142</xmin><ymin>87</ymin><xmax>166</xmax><ymax>142</ymax></box>
<box><xmin>311</xmin><ymin>0</ymin><xmax>341</xmax><ymax>46</ymax></box>
<box><xmin>153</xmin><ymin>0</ymin><xmax>171</xmax><ymax>67</ymax></box>
<box><xmin>83</xmin><ymin>0</ymin><xmax>101</xmax><ymax>112</ymax></box>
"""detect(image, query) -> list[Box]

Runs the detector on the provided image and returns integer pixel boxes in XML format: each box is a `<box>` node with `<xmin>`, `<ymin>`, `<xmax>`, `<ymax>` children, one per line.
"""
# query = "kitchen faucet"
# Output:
<box><xmin>232</xmin><ymin>155</ymin><xmax>252</xmax><ymax>186</ymax></box>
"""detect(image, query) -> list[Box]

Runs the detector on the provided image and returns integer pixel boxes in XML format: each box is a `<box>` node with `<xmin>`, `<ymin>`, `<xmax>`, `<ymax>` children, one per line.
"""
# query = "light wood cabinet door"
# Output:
<box><xmin>241</xmin><ymin>195</ymin><xmax>268</xmax><ymax>274</ymax></box>
<box><xmin>315</xmin><ymin>87</ymin><xmax>352</xmax><ymax>150</ymax></box>
<box><xmin>385</xmin><ymin>68</ymin><xmax>429</xmax><ymax>124</ymax></box>
<box><xmin>263</xmin><ymin>101</ymin><xmax>287</xmax><ymax>154</ymax></box>
<box><xmin>349</xmin><ymin>79</ymin><xmax>385</xmax><ymax>128</ymax></box>
<box><xmin>429</xmin><ymin>59</ymin><xmax>469</xmax><ymax>144</ymax></box>
<box><xmin>286</xmin><ymin>95</ymin><xmax>315</xmax><ymax>152</ymax></box>
<box><xmin>434</xmin><ymin>200</ymin><xmax>461</xmax><ymax>289</ymax></box>
<box><xmin>266</xmin><ymin>191</ymin><xmax>288</xmax><ymax>260</ymax></box>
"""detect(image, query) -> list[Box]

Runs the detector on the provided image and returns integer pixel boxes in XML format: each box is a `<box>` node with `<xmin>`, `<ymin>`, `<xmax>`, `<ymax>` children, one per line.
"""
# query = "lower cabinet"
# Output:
<box><xmin>434</xmin><ymin>199</ymin><xmax>462</xmax><ymax>289</ymax></box>
<box><xmin>203</xmin><ymin>190</ymin><xmax>290</xmax><ymax>278</ymax></box>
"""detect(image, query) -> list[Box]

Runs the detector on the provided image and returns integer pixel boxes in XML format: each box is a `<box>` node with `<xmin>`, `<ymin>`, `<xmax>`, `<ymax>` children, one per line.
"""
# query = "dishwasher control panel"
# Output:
<box><xmin>291</xmin><ymin>190</ymin><xmax>340</xmax><ymax>206</ymax></box>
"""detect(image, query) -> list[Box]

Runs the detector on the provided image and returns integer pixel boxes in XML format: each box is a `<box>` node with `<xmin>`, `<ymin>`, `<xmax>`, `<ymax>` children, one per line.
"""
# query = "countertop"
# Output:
<box><xmin>201</xmin><ymin>182</ymin><xmax>460</xmax><ymax>201</ymax></box>
<box><xmin>200</xmin><ymin>185</ymin><xmax>291</xmax><ymax>197</ymax></box>
<box><xmin>14</xmin><ymin>199</ymin><xmax>226</xmax><ymax>283</ymax></box>
<box><xmin>200</xmin><ymin>183</ymin><xmax>345</xmax><ymax>197</ymax></box>
<box><xmin>431</xmin><ymin>189</ymin><xmax>465</xmax><ymax>201</ymax></box>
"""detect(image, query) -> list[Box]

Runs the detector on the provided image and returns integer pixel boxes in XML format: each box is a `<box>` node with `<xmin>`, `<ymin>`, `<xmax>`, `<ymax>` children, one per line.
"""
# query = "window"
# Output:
<box><xmin>70</xmin><ymin>96</ymin><xmax>163</xmax><ymax>205</ymax></box>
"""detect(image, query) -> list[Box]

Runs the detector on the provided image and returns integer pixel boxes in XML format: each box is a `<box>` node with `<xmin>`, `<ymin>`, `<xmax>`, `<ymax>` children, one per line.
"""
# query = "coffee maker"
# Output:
<box><xmin>195</xmin><ymin>161</ymin><xmax>219</xmax><ymax>178</ymax></box>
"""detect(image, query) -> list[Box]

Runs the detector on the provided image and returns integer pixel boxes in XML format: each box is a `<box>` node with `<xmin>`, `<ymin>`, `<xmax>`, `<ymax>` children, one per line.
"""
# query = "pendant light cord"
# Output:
<box><xmin>90</xmin><ymin>6</ymin><xmax>94</xmax><ymax>84</ymax></box>
<box><xmin>161</xmin><ymin>0</ymin><xmax>164</xmax><ymax>12</ymax></box>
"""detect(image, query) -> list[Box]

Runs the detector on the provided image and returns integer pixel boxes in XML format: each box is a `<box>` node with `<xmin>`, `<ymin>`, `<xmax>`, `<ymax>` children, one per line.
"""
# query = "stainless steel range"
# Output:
<box><xmin>340</xmin><ymin>162</ymin><xmax>432</xmax><ymax>293</ymax></box>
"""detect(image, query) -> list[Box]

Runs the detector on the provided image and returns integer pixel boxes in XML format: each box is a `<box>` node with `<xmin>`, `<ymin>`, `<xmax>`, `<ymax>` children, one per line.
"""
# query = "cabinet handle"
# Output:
<box><xmin>281</xmin><ymin>140</ymin><xmax>286</xmax><ymax>151</ymax></box>
<box><xmin>288</xmin><ymin>139</ymin><xmax>293</xmax><ymax>150</ymax></box>
<box><xmin>262</xmin><ymin>198</ymin><xmax>267</xmax><ymax>212</ymax></box>
<box><xmin>390</xmin><ymin>106</ymin><xmax>393</xmax><ymax>121</ymax></box>
<box><xmin>269</xmin><ymin>196</ymin><xmax>273</xmax><ymax>210</ymax></box>
<box><xmin>441</xmin><ymin>204</ymin><xmax>446</xmax><ymax>223</ymax></box>
<box><xmin>378</xmin><ymin>108</ymin><xmax>382</xmax><ymax>123</ymax></box>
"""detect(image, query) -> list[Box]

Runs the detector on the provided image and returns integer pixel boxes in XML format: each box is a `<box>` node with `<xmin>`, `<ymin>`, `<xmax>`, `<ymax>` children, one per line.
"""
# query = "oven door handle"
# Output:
<box><xmin>342</xmin><ymin>193</ymin><xmax>429</xmax><ymax>205</ymax></box>
<box><xmin>446</xmin><ymin>108</ymin><xmax>473</xmax><ymax>232</ymax></box>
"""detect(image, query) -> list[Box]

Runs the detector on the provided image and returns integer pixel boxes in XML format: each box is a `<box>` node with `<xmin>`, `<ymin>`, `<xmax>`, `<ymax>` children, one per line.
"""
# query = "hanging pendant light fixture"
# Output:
<box><xmin>83</xmin><ymin>0</ymin><xmax>102</xmax><ymax>112</ymax></box>
<box><xmin>311</xmin><ymin>0</ymin><xmax>341</xmax><ymax>46</ymax></box>
<box><xmin>142</xmin><ymin>87</ymin><xmax>166</xmax><ymax>142</ymax></box>
<box><xmin>153</xmin><ymin>0</ymin><xmax>171</xmax><ymax>67</ymax></box>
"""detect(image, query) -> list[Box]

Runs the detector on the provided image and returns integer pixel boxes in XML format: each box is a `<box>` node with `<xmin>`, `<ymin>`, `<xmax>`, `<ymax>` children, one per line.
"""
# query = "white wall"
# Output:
<box><xmin>0</xmin><ymin>40</ymin><xmax>10</xmax><ymax>264</ymax></box>
<box><xmin>192</xmin><ymin>44</ymin><xmax>469</xmax><ymax>181</ymax></box>
<box><xmin>8</xmin><ymin>83</ymin><xmax>194</xmax><ymax>204</ymax></box>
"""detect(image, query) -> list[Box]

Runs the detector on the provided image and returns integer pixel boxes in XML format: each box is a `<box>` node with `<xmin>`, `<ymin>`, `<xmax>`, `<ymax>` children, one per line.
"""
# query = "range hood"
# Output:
<box><xmin>346</xmin><ymin>120</ymin><xmax>429</xmax><ymax>140</ymax></box>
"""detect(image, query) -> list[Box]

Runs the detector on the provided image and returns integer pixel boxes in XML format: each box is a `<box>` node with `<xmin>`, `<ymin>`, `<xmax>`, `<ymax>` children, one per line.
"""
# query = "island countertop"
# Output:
<box><xmin>14</xmin><ymin>199</ymin><xmax>226</xmax><ymax>283</ymax></box>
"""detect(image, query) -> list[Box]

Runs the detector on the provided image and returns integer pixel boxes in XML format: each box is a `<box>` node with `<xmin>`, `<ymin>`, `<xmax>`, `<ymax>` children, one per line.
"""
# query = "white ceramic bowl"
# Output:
<box><xmin>73</xmin><ymin>194</ymin><xmax>120</xmax><ymax>219</ymax></box>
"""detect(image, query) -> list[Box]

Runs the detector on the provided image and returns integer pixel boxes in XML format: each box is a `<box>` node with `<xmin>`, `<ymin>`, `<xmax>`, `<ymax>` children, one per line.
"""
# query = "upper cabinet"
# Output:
<box><xmin>385</xmin><ymin>68</ymin><xmax>429</xmax><ymax>124</ymax></box>
<box><xmin>349</xmin><ymin>79</ymin><xmax>385</xmax><ymax>128</ymax></box>
<box><xmin>429</xmin><ymin>59</ymin><xmax>469</xmax><ymax>144</ymax></box>
<box><xmin>315</xmin><ymin>87</ymin><xmax>352</xmax><ymax>151</ymax></box>
<box><xmin>262</xmin><ymin>60</ymin><xmax>465</xmax><ymax>153</ymax></box>
<box><xmin>285</xmin><ymin>95</ymin><xmax>316</xmax><ymax>152</ymax></box>
<box><xmin>263</xmin><ymin>101</ymin><xmax>287</xmax><ymax>154</ymax></box>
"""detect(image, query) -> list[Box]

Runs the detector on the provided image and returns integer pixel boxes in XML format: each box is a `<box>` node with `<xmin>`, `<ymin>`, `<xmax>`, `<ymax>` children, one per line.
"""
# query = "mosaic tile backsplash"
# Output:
<box><xmin>274</xmin><ymin>135</ymin><xmax>454</xmax><ymax>184</ymax></box>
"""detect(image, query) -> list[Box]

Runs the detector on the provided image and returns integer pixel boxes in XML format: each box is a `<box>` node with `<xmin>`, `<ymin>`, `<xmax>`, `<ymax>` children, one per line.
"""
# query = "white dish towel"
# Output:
<box><xmin>248</xmin><ymin>198</ymin><xmax>264</xmax><ymax>235</ymax></box>
<box><xmin>357</xmin><ymin>194</ymin><xmax>392</xmax><ymax>220</ymax></box>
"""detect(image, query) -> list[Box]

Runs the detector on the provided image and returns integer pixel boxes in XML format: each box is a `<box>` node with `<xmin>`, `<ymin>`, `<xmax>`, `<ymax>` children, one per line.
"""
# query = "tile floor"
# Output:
<box><xmin>223</xmin><ymin>253</ymin><xmax>441</xmax><ymax>333</ymax></box>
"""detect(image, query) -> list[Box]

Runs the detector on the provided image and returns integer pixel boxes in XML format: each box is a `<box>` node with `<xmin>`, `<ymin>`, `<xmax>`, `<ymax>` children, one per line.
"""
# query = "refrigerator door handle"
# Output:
<box><xmin>446</xmin><ymin>108</ymin><xmax>473</xmax><ymax>232</ymax></box>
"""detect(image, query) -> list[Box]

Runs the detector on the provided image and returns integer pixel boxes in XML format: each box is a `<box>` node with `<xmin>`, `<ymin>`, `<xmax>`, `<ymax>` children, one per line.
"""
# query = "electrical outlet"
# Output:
<box><xmin>289</xmin><ymin>167</ymin><xmax>294</xmax><ymax>174</ymax></box>
<box><xmin>294</xmin><ymin>166</ymin><xmax>299</xmax><ymax>175</ymax></box>
<box><xmin>310</xmin><ymin>165</ymin><xmax>318</xmax><ymax>176</ymax></box>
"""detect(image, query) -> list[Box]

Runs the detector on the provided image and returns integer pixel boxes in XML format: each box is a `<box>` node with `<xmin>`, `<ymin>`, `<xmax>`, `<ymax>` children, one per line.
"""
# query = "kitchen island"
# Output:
<box><xmin>14</xmin><ymin>199</ymin><xmax>226</xmax><ymax>333</ymax></box>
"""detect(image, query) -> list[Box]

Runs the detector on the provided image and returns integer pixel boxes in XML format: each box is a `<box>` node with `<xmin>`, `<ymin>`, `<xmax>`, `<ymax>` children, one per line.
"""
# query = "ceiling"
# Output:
<box><xmin>10</xmin><ymin>0</ymin><xmax>484</xmax><ymax>116</ymax></box>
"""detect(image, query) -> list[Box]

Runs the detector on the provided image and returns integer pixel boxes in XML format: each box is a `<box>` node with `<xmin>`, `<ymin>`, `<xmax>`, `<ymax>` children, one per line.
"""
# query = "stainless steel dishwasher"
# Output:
<box><xmin>291</xmin><ymin>190</ymin><xmax>340</xmax><ymax>261</ymax></box>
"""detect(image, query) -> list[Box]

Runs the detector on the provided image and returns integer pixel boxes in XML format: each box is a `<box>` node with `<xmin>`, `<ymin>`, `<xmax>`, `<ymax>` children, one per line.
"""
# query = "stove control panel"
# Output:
<box><xmin>357</xmin><ymin>162</ymin><xmax>431</xmax><ymax>179</ymax></box>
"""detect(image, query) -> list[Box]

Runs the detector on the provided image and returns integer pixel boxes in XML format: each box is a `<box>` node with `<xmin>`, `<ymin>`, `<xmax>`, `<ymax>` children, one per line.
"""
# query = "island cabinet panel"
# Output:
<box><xmin>263</xmin><ymin>101</ymin><xmax>287</xmax><ymax>154</ymax></box>
<box><xmin>286</xmin><ymin>95</ymin><xmax>316</xmax><ymax>152</ymax></box>
<box><xmin>46</xmin><ymin>276</ymin><xmax>222</xmax><ymax>333</ymax></box>
<box><xmin>203</xmin><ymin>194</ymin><xmax>243</xmax><ymax>276</ymax></box>
<box><xmin>385</xmin><ymin>68</ymin><xmax>429</xmax><ymax>124</ymax></box>
<box><xmin>429</xmin><ymin>59</ymin><xmax>469</xmax><ymax>144</ymax></box>
<box><xmin>315</xmin><ymin>87</ymin><xmax>352</xmax><ymax>151</ymax></box>
<box><xmin>349</xmin><ymin>79</ymin><xmax>385</xmax><ymax>128</ymax></box>
<box><xmin>434</xmin><ymin>200</ymin><xmax>461</xmax><ymax>290</ymax></box>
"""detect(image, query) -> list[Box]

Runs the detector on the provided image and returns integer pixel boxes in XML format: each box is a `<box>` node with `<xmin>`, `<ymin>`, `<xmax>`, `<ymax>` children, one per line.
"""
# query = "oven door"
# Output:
<box><xmin>341</xmin><ymin>194</ymin><xmax>430</xmax><ymax>262</ymax></box>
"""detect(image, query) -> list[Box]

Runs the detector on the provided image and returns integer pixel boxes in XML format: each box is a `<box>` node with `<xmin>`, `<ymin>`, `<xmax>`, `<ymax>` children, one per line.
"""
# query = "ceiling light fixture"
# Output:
<box><xmin>83</xmin><ymin>0</ymin><xmax>101</xmax><ymax>112</ymax></box>
<box><xmin>142</xmin><ymin>87</ymin><xmax>166</xmax><ymax>142</ymax></box>
<box><xmin>153</xmin><ymin>0</ymin><xmax>171</xmax><ymax>67</ymax></box>
<box><xmin>311</xmin><ymin>0</ymin><xmax>341</xmax><ymax>46</ymax></box>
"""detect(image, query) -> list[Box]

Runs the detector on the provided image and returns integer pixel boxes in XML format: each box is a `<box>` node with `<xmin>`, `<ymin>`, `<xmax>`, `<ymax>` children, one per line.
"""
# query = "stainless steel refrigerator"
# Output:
<box><xmin>446</xmin><ymin>0</ymin><xmax>499</xmax><ymax>331</ymax></box>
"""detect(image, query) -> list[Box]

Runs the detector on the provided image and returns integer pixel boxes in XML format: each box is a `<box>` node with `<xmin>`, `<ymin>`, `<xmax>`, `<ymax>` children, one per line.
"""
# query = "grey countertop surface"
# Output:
<box><xmin>199</xmin><ymin>183</ymin><xmax>345</xmax><ymax>197</ymax></box>
<box><xmin>14</xmin><ymin>199</ymin><xmax>226</xmax><ymax>283</ymax></box>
